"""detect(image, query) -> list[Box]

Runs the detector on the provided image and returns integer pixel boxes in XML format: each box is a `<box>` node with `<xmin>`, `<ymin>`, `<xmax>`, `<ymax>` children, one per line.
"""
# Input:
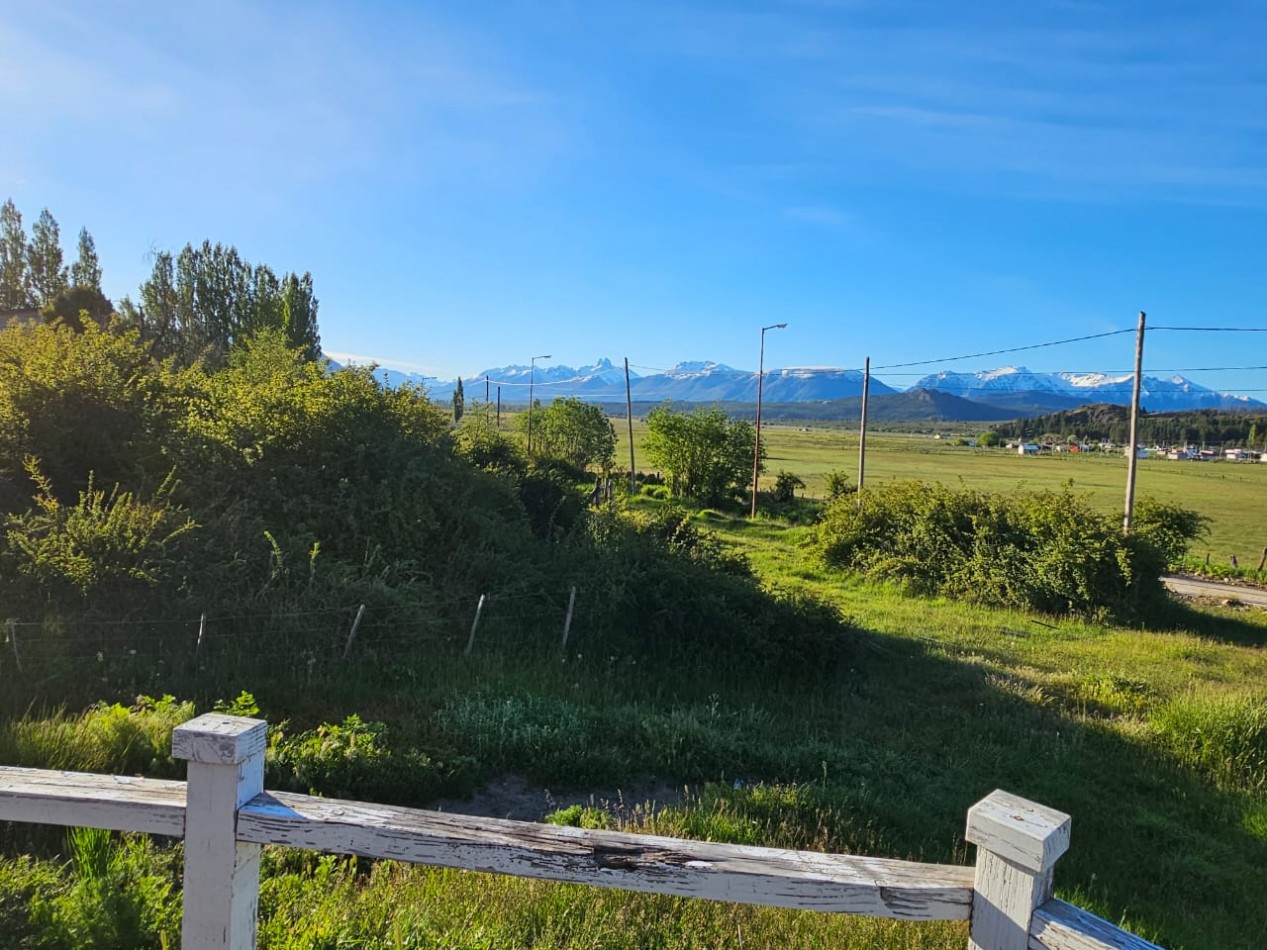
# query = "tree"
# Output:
<box><xmin>453</xmin><ymin>378</ymin><xmax>465</xmax><ymax>423</ymax></box>
<box><xmin>1</xmin><ymin>199</ymin><xmax>32</xmax><ymax>309</ymax></box>
<box><xmin>26</xmin><ymin>209</ymin><xmax>68</xmax><ymax>305</ymax></box>
<box><xmin>40</xmin><ymin>286</ymin><xmax>114</xmax><ymax>332</ymax></box>
<box><xmin>130</xmin><ymin>241</ymin><xmax>320</xmax><ymax>367</ymax></box>
<box><xmin>522</xmin><ymin>397</ymin><xmax>616</xmax><ymax>471</ymax></box>
<box><xmin>977</xmin><ymin>430</ymin><xmax>1001</xmax><ymax>447</ymax></box>
<box><xmin>70</xmin><ymin>227</ymin><xmax>103</xmax><ymax>292</ymax></box>
<box><xmin>644</xmin><ymin>405</ymin><xmax>757</xmax><ymax>504</ymax></box>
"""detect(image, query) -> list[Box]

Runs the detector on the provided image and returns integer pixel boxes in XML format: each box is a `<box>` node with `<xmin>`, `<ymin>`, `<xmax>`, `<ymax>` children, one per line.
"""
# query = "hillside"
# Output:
<box><xmin>994</xmin><ymin>404</ymin><xmax>1267</xmax><ymax>445</ymax></box>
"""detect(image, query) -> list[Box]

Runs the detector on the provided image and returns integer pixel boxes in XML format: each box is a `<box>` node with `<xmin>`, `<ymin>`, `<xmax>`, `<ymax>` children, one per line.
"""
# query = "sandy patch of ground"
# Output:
<box><xmin>432</xmin><ymin>775</ymin><xmax>685</xmax><ymax>823</ymax></box>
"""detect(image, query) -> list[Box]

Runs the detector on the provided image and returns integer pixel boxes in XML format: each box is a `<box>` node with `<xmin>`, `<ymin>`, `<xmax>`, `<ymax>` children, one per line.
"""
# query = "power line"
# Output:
<box><xmin>1152</xmin><ymin>326</ymin><xmax>1267</xmax><ymax>332</ymax></box>
<box><xmin>870</xmin><ymin>329</ymin><xmax>1136</xmax><ymax>371</ymax></box>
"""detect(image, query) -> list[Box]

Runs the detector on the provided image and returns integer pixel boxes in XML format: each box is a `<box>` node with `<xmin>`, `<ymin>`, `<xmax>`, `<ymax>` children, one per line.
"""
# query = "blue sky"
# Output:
<box><xmin>4</xmin><ymin>0</ymin><xmax>1266</xmax><ymax>393</ymax></box>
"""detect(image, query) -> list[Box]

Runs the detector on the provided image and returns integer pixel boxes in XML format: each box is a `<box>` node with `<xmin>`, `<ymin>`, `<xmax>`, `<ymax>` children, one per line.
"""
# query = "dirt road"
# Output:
<box><xmin>1163</xmin><ymin>574</ymin><xmax>1267</xmax><ymax>607</ymax></box>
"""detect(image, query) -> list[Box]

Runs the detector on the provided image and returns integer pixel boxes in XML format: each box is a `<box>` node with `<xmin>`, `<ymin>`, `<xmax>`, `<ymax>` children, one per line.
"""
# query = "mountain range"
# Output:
<box><xmin>332</xmin><ymin>357</ymin><xmax>1264</xmax><ymax>419</ymax></box>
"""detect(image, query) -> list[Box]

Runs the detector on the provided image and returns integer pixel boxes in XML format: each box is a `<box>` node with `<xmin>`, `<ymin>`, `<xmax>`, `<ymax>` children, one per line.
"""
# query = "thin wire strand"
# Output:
<box><xmin>870</xmin><ymin>329</ymin><xmax>1136</xmax><ymax>371</ymax></box>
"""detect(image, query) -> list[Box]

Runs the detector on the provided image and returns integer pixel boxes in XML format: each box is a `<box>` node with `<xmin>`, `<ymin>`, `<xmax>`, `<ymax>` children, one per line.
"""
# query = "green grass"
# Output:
<box><xmin>614</xmin><ymin>419</ymin><xmax>1267</xmax><ymax>571</ymax></box>
<box><xmin>4</xmin><ymin>492</ymin><xmax>1267</xmax><ymax>947</ymax></box>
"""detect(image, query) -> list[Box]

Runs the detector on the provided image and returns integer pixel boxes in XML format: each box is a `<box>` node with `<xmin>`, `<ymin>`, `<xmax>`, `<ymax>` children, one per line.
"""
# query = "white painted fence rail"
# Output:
<box><xmin>0</xmin><ymin>713</ymin><xmax>1163</xmax><ymax>950</ymax></box>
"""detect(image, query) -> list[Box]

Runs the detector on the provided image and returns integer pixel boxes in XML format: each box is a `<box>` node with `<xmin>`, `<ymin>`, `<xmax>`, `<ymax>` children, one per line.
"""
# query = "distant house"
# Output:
<box><xmin>1224</xmin><ymin>448</ymin><xmax>1252</xmax><ymax>461</ymax></box>
<box><xmin>1018</xmin><ymin>444</ymin><xmax>1039</xmax><ymax>456</ymax></box>
<box><xmin>1166</xmin><ymin>447</ymin><xmax>1196</xmax><ymax>461</ymax></box>
<box><xmin>1124</xmin><ymin>446</ymin><xmax>1150</xmax><ymax>459</ymax></box>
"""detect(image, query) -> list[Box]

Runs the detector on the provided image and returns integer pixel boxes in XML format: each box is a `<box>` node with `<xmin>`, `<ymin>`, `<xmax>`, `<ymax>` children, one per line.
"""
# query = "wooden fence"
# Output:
<box><xmin>0</xmin><ymin>713</ymin><xmax>1161</xmax><ymax>950</ymax></box>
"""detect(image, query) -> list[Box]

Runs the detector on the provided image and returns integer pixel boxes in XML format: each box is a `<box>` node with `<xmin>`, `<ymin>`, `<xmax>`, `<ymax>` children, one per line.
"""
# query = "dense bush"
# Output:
<box><xmin>561</xmin><ymin>506</ymin><xmax>853</xmax><ymax>670</ymax></box>
<box><xmin>816</xmin><ymin>481</ymin><xmax>1205</xmax><ymax>618</ymax></box>
<box><xmin>271</xmin><ymin>714</ymin><xmax>477</xmax><ymax>804</ymax></box>
<box><xmin>0</xmin><ymin>319</ymin><xmax>854</xmax><ymax>691</ymax></box>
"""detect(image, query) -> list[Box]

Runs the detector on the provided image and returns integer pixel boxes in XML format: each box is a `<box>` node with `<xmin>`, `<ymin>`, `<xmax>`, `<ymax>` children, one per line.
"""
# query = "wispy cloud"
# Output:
<box><xmin>0</xmin><ymin>0</ymin><xmax>566</xmax><ymax>197</ymax></box>
<box><xmin>632</xmin><ymin>3</ymin><xmax>1267</xmax><ymax>202</ymax></box>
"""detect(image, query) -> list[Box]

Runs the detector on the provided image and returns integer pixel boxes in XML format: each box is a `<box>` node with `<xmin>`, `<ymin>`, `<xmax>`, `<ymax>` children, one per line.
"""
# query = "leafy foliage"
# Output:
<box><xmin>3</xmin><ymin>460</ymin><xmax>194</xmax><ymax>604</ymax></box>
<box><xmin>121</xmin><ymin>240</ymin><xmax>320</xmax><ymax>367</ymax></box>
<box><xmin>817</xmin><ymin>481</ymin><xmax>1205</xmax><ymax>618</ymax></box>
<box><xmin>823</xmin><ymin>469</ymin><xmax>855</xmax><ymax>501</ymax></box>
<box><xmin>271</xmin><ymin>715</ymin><xmax>476</xmax><ymax>804</ymax></box>
<box><xmin>772</xmin><ymin>470</ymin><xmax>805</xmax><ymax>503</ymax></box>
<box><xmin>643</xmin><ymin>405</ymin><xmax>758</xmax><ymax>505</ymax></box>
<box><xmin>518</xmin><ymin>396</ymin><xmax>616</xmax><ymax>471</ymax></box>
<box><xmin>0</xmin><ymin>320</ymin><xmax>191</xmax><ymax>500</ymax></box>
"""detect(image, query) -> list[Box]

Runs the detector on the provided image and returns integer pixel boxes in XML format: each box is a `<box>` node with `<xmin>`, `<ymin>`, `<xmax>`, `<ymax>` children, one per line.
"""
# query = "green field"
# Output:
<box><xmin>616</xmin><ymin>420</ymin><xmax>1267</xmax><ymax>566</ymax></box>
<box><xmin>3</xmin><ymin>404</ymin><xmax>1266</xmax><ymax>949</ymax></box>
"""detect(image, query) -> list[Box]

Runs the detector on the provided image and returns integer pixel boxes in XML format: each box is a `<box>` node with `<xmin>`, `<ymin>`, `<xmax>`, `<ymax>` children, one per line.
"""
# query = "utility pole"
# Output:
<box><xmin>858</xmin><ymin>356</ymin><xmax>870</xmax><ymax>492</ymax></box>
<box><xmin>625</xmin><ymin>357</ymin><xmax>636</xmax><ymax>493</ymax></box>
<box><xmin>496</xmin><ymin>386</ymin><xmax>501</xmax><ymax>429</ymax></box>
<box><xmin>750</xmin><ymin>323</ymin><xmax>788</xmax><ymax>518</ymax></box>
<box><xmin>485</xmin><ymin>375</ymin><xmax>490</xmax><ymax>403</ymax></box>
<box><xmin>527</xmin><ymin>354</ymin><xmax>551</xmax><ymax>455</ymax></box>
<box><xmin>1123</xmin><ymin>311</ymin><xmax>1146</xmax><ymax>532</ymax></box>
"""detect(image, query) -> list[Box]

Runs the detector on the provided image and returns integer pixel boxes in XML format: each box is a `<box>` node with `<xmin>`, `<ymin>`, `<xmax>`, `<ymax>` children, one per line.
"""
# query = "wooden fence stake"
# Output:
<box><xmin>343</xmin><ymin>604</ymin><xmax>366</xmax><ymax>659</ymax></box>
<box><xmin>966</xmin><ymin>789</ymin><xmax>1070</xmax><ymax>950</ymax></box>
<box><xmin>465</xmin><ymin>595</ymin><xmax>487</xmax><ymax>656</ymax></box>
<box><xmin>1257</xmin><ymin>546</ymin><xmax>1267</xmax><ymax>573</ymax></box>
<box><xmin>560</xmin><ymin>586</ymin><xmax>577</xmax><ymax>654</ymax></box>
<box><xmin>173</xmin><ymin>713</ymin><xmax>267</xmax><ymax>950</ymax></box>
<box><xmin>7</xmin><ymin>619</ymin><xmax>21</xmax><ymax>674</ymax></box>
<box><xmin>1230</xmin><ymin>553</ymin><xmax>1239</xmax><ymax>569</ymax></box>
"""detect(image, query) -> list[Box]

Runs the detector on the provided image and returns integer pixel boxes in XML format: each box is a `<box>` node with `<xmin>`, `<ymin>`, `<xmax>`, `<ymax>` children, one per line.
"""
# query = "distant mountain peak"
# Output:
<box><xmin>667</xmin><ymin>360</ymin><xmax>738</xmax><ymax>375</ymax></box>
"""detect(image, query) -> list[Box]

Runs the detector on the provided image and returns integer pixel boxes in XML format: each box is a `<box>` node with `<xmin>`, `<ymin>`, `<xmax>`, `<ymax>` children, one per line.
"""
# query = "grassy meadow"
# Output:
<box><xmin>615</xmin><ymin>418</ymin><xmax>1267</xmax><ymax>567</ymax></box>
<box><xmin>3</xmin><ymin>409</ymin><xmax>1266</xmax><ymax>948</ymax></box>
<box><xmin>4</xmin><ymin>500</ymin><xmax>1267</xmax><ymax>947</ymax></box>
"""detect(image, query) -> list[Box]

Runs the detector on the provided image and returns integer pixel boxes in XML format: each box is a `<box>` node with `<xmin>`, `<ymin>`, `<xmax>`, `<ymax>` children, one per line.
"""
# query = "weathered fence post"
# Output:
<box><xmin>173</xmin><ymin>713</ymin><xmax>267</xmax><ymax>950</ymax></box>
<box><xmin>560</xmin><ymin>586</ymin><xmax>576</xmax><ymax>655</ymax></box>
<box><xmin>965</xmin><ymin>789</ymin><xmax>1071</xmax><ymax>950</ymax></box>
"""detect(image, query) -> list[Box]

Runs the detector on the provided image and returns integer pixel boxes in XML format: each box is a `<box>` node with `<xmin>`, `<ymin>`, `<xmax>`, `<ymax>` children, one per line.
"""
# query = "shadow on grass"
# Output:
<box><xmin>2</xmin><ymin>591</ymin><xmax>1262</xmax><ymax>949</ymax></box>
<box><xmin>1150</xmin><ymin>598</ymin><xmax>1267</xmax><ymax>647</ymax></box>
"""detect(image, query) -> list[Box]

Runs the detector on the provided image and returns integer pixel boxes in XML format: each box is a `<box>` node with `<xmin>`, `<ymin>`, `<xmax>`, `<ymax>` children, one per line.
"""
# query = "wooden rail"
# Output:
<box><xmin>0</xmin><ymin>714</ymin><xmax>1163</xmax><ymax>950</ymax></box>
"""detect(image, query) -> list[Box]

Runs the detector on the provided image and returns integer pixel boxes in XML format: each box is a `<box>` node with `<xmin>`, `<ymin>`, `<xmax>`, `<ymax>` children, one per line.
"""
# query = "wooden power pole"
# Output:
<box><xmin>625</xmin><ymin>358</ymin><xmax>636</xmax><ymax>493</ymax></box>
<box><xmin>1123</xmin><ymin>311</ymin><xmax>1147</xmax><ymax>532</ymax></box>
<box><xmin>858</xmin><ymin>356</ymin><xmax>870</xmax><ymax>492</ymax></box>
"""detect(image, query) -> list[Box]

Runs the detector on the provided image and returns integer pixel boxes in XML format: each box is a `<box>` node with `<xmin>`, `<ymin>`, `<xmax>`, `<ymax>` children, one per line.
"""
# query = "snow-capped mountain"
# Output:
<box><xmin>330</xmin><ymin>354</ymin><xmax>1263</xmax><ymax>416</ymax></box>
<box><xmin>913</xmin><ymin>366</ymin><xmax>1266</xmax><ymax>412</ymax></box>
<box><xmin>419</xmin><ymin>359</ymin><xmax>895</xmax><ymax>403</ymax></box>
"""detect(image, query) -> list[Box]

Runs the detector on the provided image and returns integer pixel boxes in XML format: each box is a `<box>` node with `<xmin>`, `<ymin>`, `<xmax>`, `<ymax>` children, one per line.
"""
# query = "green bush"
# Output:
<box><xmin>0</xmin><ymin>833</ymin><xmax>181</xmax><ymax>949</ymax></box>
<box><xmin>563</xmin><ymin>507</ymin><xmax>852</xmax><ymax>670</ymax></box>
<box><xmin>270</xmin><ymin>714</ymin><xmax>476</xmax><ymax>805</ymax></box>
<box><xmin>772</xmin><ymin>470</ymin><xmax>805</xmax><ymax>503</ymax></box>
<box><xmin>0</xmin><ymin>695</ymin><xmax>195</xmax><ymax>777</ymax></box>
<box><xmin>823</xmin><ymin>470</ymin><xmax>854</xmax><ymax>502</ymax></box>
<box><xmin>816</xmin><ymin>481</ymin><xmax>1204</xmax><ymax>618</ymax></box>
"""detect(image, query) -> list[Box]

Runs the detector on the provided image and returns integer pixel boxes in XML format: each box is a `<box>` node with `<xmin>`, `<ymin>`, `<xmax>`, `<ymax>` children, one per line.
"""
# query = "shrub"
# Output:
<box><xmin>823</xmin><ymin>470</ymin><xmax>854</xmax><ymax>502</ymax></box>
<box><xmin>773</xmin><ymin>470</ymin><xmax>805</xmax><ymax>503</ymax></box>
<box><xmin>270</xmin><ymin>714</ymin><xmax>476</xmax><ymax>805</ymax></box>
<box><xmin>816</xmin><ymin>481</ymin><xmax>1204</xmax><ymax>618</ymax></box>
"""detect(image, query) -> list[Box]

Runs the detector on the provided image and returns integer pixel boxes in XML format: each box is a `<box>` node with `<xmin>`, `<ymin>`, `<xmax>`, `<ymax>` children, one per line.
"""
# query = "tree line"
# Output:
<box><xmin>993</xmin><ymin>404</ymin><xmax>1267</xmax><ymax>448</ymax></box>
<box><xmin>1</xmin><ymin>198</ymin><xmax>319</xmax><ymax>370</ymax></box>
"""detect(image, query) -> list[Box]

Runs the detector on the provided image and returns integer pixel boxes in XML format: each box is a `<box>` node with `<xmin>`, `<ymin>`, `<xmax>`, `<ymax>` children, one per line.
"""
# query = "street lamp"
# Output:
<box><xmin>528</xmin><ymin>354</ymin><xmax>551</xmax><ymax>454</ymax></box>
<box><xmin>750</xmin><ymin>323</ymin><xmax>787</xmax><ymax>518</ymax></box>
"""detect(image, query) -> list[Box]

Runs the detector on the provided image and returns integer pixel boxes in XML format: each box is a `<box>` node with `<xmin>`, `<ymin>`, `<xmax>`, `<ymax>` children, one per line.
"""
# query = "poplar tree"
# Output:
<box><xmin>26</xmin><ymin>208</ymin><xmax>68</xmax><ymax>305</ymax></box>
<box><xmin>70</xmin><ymin>227</ymin><xmax>103</xmax><ymax>292</ymax></box>
<box><xmin>453</xmin><ymin>378</ymin><xmax>466</xmax><ymax>423</ymax></box>
<box><xmin>133</xmin><ymin>241</ymin><xmax>321</xmax><ymax>367</ymax></box>
<box><xmin>0</xmin><ymin>199</ymin><xmax>32</xmax><ymax>308</ymax></box>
